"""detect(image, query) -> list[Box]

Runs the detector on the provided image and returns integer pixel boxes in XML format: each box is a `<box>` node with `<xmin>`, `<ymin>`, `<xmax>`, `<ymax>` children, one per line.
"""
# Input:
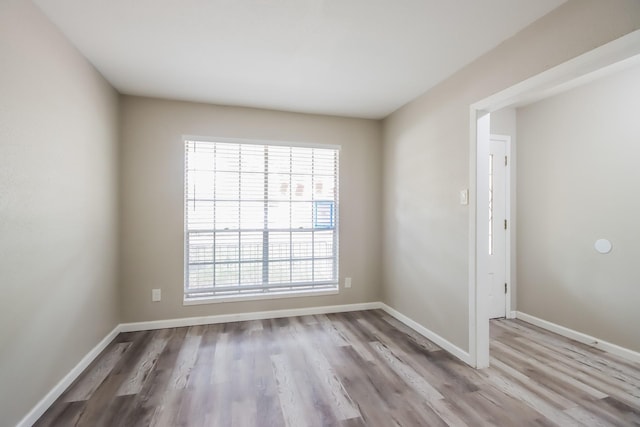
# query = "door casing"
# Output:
<box><xmin>468</xmin><ymin>30</ymin><xmax>640</xmax><ymax>369</ymax></box>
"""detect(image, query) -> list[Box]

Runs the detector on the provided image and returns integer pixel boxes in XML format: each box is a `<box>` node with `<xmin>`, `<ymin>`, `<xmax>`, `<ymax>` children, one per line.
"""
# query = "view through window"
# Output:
<box><xmin>184</xmin><ymin>139</ymin><xmax>339</xmax><ymax>301</ymax></box>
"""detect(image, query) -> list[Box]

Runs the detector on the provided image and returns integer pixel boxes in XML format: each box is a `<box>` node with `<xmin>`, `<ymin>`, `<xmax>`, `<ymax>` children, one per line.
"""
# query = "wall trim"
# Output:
<box><xmin>380</xmin><ymin>303</ymin><xmax>473</xmax><ymax>366</ymax></box>
<box><xmin>16</xmin><ymin>325</ymin><xmax>121</xmax><ymax>427</ymax></box>
<box><xmin>19</xmin><ymin>301</ymin><xmax>479</xmax><ymax>426</ymax></box>
<box><xmin>18</xmin><ymin>302</ymin><xmax>380</xmax><ymax>426</ymax></box>
<box><xmin>468</xmin><ymin>30</ymin><xmax>640</xmax><ymax>371</ymax></box>
<box><xmin>119</xmin><ymin>302</ymin><xmax>382</xmax><ymax>332</ymax></box>
<box><xmin>515</xmin><ymin>311</ymin><xmax>640</xmax><ymax>364</ymax></box>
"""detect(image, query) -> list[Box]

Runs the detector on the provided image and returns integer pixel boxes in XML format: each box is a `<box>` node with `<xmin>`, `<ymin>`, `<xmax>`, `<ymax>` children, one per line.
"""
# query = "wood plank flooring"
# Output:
<box><xmin>34</xmin><ymin>310</ymin><xmax>640</xmax><ymax>426</ymax></box>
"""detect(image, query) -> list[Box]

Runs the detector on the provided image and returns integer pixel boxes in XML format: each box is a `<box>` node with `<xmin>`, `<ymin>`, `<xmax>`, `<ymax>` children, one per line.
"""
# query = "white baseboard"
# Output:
<box><xmin>16</xmin><ymin>325</ymin><xmax>121</xmax><ymax>427</ymax></box>
<box><xmin>379</xmin><ymin>303</ymin><xmax>472</xmax><ymax>366</ymax></box>
<box><xmin>515</xmin><ymin>311</ymin><xmax>640</xmax><ymax>364</ymax></box>
<box><xmin>119</xmin><ymin>302</ymin><xmax>383</xmax><ymax>332</ymax></box>
<box><xmin>508</xmin><ymin>310</ymin><xmax>517</xmax><ymax>319</ymax></box>
<box><xmin>20</xmin><ymin>300</ymin><xmax>478</xmax><ymax>426</ymax></box>
<box><xmin>18</xmin><ymin>302</ymin><xmax>381</xmax><ymax>427</ymax></box>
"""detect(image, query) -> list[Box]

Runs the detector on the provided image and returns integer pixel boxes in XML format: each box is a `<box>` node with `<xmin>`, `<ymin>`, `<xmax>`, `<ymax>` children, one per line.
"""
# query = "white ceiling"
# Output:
<box><xmin>34</xmin><ymin>0</ymin><xmax>566</xmax><ymax>119</ymax></box>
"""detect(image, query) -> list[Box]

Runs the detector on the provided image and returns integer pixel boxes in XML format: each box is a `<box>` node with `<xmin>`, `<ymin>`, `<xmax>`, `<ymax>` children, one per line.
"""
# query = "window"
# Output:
<box><xmin>184</xmin><ymin>138</ymin><xmax>339</xmax><ymax>302</ymax></box>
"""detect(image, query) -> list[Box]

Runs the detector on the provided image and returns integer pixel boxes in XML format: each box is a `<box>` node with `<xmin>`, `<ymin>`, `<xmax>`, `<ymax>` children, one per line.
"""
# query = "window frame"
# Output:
<box><xmin>182</xmin><ymin>136</ymin><xmax>340</xmax><ymax>305</ymax></box>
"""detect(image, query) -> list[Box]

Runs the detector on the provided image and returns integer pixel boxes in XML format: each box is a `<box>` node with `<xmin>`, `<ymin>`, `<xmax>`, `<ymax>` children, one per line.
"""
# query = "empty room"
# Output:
<box><xmin>1</xmin><ymin>0</ymin><xmax>640</xmax><ymax>426</ymax></box>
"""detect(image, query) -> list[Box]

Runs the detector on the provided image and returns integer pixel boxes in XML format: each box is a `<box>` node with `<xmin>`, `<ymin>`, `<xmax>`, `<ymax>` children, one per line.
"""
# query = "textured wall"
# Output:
<box><xmin>517</xmin><ymin>62</ymin><xmax>640</xmax><ymax>352</ymax></box>
<box><xmin>382</xmin><ymin>0</ymin><xmax>640</xmax><ymax>350</ymax></box>
<box><xmin>0</xmin><ymin>2</ymin><xmax>120</xmax><ymax>425</ymax></box>
<box><xmin>119</xmin><ymin>96</ymin><xmax>383</xmax><ymax>322</ymax></box>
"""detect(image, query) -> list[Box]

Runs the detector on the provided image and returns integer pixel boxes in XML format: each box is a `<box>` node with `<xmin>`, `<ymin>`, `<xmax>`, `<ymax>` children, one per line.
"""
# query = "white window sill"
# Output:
<box><xmin>183</xmin><ymin>287</ymin><xmax>339</xmax><ymax>306</ymax></box>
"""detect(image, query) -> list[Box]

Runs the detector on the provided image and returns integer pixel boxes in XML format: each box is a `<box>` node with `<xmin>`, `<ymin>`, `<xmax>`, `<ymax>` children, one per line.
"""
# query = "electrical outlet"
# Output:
<box><xmin>344</xmin><ymin>277</ymin><xmax>352</xmax><ymax>288</ymax></box>
<box><xmin>152</xmin><ymin>288</ymin><xmax>161</xmax><ymax>302</ymax></box>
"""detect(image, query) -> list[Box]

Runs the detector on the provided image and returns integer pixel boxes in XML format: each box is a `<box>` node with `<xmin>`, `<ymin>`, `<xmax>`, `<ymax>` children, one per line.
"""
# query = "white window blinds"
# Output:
<box><xmin>184</xmin><ymin>139</ymin><xmax>339</xmax><ymax>300</ymax></box>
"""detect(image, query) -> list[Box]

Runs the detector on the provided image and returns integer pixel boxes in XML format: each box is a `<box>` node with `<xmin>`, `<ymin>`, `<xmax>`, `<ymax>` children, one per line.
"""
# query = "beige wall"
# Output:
<box><xmin>516</xmin><ymin>62</ymin><xmax>640</xmax><ymax>352</ymax></box>
<box><xmin>382</xmin><ymin>0</ymin><xmax>640</xmax><ymax>351</ymax></box>
<box><xmin>119</xmin><ymin>96</ymin><xmax>382</xmax><ymax>322</ymax></box>
<box><xmin>0</xmin><ymin>1</ymin><xmax>120</xmax><ymax>426</ymax></box>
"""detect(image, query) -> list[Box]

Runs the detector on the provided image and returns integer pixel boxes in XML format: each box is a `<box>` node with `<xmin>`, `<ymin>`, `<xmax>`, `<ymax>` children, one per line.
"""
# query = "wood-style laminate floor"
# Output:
<box><xmin>35</xmin><ymin>310</ymin><xmax>640</xmax><ymax>426</ymax></box>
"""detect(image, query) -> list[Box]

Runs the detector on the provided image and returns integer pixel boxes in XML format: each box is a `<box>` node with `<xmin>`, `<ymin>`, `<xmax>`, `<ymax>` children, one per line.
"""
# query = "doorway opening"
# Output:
<box><xmin>468</xmin><ymin>30</ymin><xmax>640</xmax><ymax>369</ymax></box>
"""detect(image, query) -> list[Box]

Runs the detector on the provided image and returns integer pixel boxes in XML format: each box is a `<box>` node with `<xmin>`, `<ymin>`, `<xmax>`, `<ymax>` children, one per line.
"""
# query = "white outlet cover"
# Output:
<box><xmin>152</xmin><ymin>288</ymin><xmax>161</xmax><ymax>302</ymax></box>
<box><xmin>594</xmin><ymin>239</ymin><xmax>612</xmax><ymax>254</ymax></box>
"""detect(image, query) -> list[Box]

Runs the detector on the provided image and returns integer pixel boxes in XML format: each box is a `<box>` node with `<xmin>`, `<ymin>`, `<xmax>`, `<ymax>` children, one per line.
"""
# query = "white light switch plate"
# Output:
<box><xmin>345</xmin><ymin>277</ymin><xmax>352</xmax><ymax>288</ymax></box>
<box><xmin>152</xmin><ymin>288</ymin><xmax>161</xmax><ymax>302</ymax></box>
<box><xmin>459</xmin><ymin>189</ymin><xmax>469</xmax><ymax>205</ymax></box>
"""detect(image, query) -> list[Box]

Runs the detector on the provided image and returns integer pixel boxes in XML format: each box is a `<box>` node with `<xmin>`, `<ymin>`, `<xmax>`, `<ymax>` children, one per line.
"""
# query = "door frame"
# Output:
<box><xmin>467</xmin><ymin>30</ymin><xmax>640</xmax><ymax>369</ymax></box>
<box><xmin>489</xmin><ymin>134</ymin><xmax>512</xmax><ymax>320</ymax></box>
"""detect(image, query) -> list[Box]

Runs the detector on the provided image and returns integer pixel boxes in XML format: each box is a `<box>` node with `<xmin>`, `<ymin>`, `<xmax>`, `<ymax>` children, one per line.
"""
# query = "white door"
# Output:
<box><xmin>488</xmin><ymin>136</ymin><xmax>508</xmax><ymax>319</ymax></box>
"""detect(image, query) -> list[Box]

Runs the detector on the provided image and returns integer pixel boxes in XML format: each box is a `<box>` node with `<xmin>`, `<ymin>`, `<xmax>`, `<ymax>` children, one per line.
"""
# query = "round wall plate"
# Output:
<box><xmin>594</xmin><ymin>239</ymin><xmax>612</xmax><ymax>254</ymax></box>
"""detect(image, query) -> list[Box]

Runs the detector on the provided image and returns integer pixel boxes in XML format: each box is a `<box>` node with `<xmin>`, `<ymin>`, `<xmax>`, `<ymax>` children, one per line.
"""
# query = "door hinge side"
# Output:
<box><xmin>505</xmin><ymin>283</ymin><xmax>508</xmax><ymax>294</ymax></box>
<box><xmin>504</xmin><ymin>219</ymin><xmax>507</xmax><ymax>230</ymax></box>
<box><xmin>505</xmin><ymin>155</ymin><xmax>508</xmax><ymax>166</ymax></box>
